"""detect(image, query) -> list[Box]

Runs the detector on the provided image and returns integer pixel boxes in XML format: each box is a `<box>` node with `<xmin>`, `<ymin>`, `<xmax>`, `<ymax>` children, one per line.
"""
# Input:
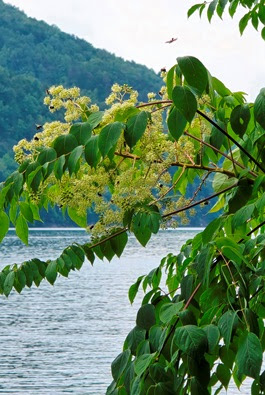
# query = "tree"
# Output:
<box><xmin>0</xmin><ymin>1</ymin><xmax>265</xmax><ymax>394</ymax></box>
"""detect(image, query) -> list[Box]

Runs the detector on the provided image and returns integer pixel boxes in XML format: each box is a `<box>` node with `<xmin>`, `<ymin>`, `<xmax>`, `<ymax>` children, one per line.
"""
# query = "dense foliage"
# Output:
<box><xmin>0</xmin><ymin>0</ymin><xmax>161</xmax><ymax>180</ymax></box>
<box><xmin>0</xmin><ymin>0</ymin><xmax>265</xmax><ymax>393</ymax></box>
<box><xmin>189</xmin><ymin>0</ymin><xmax>265</xmax><ymax>40</ymax></box>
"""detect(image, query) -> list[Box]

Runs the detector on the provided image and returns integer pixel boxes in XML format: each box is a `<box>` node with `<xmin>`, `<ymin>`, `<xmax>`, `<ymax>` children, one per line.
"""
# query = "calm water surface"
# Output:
<box><xmin>0</xmin><ymin>229</ymin><xmax>252</xmax><ymax>394</ymax></box>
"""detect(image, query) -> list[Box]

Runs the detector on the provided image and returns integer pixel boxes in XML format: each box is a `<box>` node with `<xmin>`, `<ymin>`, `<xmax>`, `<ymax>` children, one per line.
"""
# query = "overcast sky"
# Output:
<box><xmin>3</xmin><ymin>0</ymin><xmax>265</xmax><ymax>99</ymax></box>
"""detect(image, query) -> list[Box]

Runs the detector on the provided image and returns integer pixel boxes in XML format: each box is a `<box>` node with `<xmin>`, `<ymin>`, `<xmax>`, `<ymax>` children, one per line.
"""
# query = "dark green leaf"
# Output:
<box><xmin>254</xmin><ymin>88</ymin><xmax>265</xmax><ymax>129</ymax></box>
<box><xmin>98</xmin><ymin>122</ymin><xmax>124</xmax><ymax>157</ymax></box>
<box><xmin>159</xmin><ymin>301</ymin><xmax>183</xmax><ymax>323</ymax></box>
<box><xmin>110</xmin><ymin>232</ymin><xmax>128</xmax><ymax>257</ymax></box>
<box><xmin>203</xmin><ymin>324</ymin><xmax>220</xmax><ymax>353</ymax></box>
<box><xmin>54</xmin><ymin>155</ymin><xmax>66</xmax><ymax>180</ymax></box>
<box><xmin>230</xmin><ymin>104</ymin><xmax>251</xmax><ymax>137</ymax></box>
<box><xmin>3</xmin><ymin>271</ymin><xmax>15</xmax><ymax>296</ymax></box>
<box><xmin>37</xmin><ymin>147</ymin><xmax>57</xmax><ymax>165</ymax></box>
<box><xmin>87</xmin><ymin>111</ymin><xmax>104</xmax><ymax>129</ymax></box>
<box><xmin>212</xmin><ymin>77</ymin><xmax>231</xmax><ymax>97</ymax></box>
<box><xmin>167</xmin><ymin>107</ymin><xmax>187</xmax><ymax>140</ymax></box>
<box><xmin>20</xmin><ymin>202</ymin><xmax>34</xmax><ymax>223</ymax></box>
<box><xmin>69</xmin><ymin>122</ymin><xmax>92</xmax><ymax>145</ymax></box>
<box><xmin>166</xmin><ymin>65</ymin><xmax>176</xmax><ymax>99</ymax></box>
<box><xmin>124</xmin><ymin>326</ymin><xmax>146</xmax><ymax>355</ymax></box>
<box><xmin>100</xmin><ymin>240</ymin><xmax>115</xmax><ymax>261</ymax></box>
<box><xmin>188</xmin><ymin>3</ymin><xmax>204</xmax><ymax>17</ymax></box>
<box><xmin>174</xmin><ymin>325</ymin><xmax>208</xmax><ymax>356</ymax></box>
<box><xmin>236</xmin><ymin>332</ymin><xmax>262</xmax><ymax>379</ymax></box>
<box><xmin>134</xmin><ymin>353</ymin><xmax>155</xmax><ymax>376</ymax></box>
<box><xmin>177</xmin><ymin>56</ymin><xmax>208</xmax><ymax>95</ymax></box>
<box><xmin>84</xmin><ymin>136</ymin><xmax>100</xmax><ymax>168</ymax></box>
<box><xmin>218</xmin><ymin>310</ymin><xmax>237</xmax><ymax>347</ymax></box>
<box><xmin>111</xmin><ymin>349</ymin><xmax>131</xmax><ymax>382</ymax></box>
<box><xmin>231</xmin><ymin>203</ymin><xmax>255</xmax><ymax>231</ymax></box>
<box><xmin>45</xmin><ymin>260</ymin><xmax>57</xmax><ymax>285</ymax></box>
<box><xmin>0</xmin><ymin>211</ymin><xmax>9</xmax><ymax>243</ymax></box>
<box><xmin>229</xmin><ymin>0</ymin><xmax>239</xmax><ymax>17</ymax></box>
<box><xmin>172</xmin><ymin>86</ymin><xmax>197</xmax><ymax>123</ymax></box>
<box><xmin>83</xmin><ymin>244</ymin><xmax>95</xmax><ymax>265</ymax></box>
<box><xmin>207</xmin><ymin>0</ymin><xmax>218</xmax><ymax>22</ymax></box>
<box><xmin>15</xmin><ymin>214</ymin><xmax>28</xmax><ymax>245</ymax></box>
<box><xmin>129</xmin><ymin>276</ymin><xmax>144</xmax><ymax>304</ymax></box>
<box><xmin>124</xmin><ymin>111</ymin><xmax>148</xmax><ymax>148</ymax></box>
<box><xmin>136</xmin><ymin>304</ymin><xmax>156</xmax><ymax>330</ymax></box>
<box><xmin>239</xmin><ymin>12</ymin><xmax>251</xmax><ymax>35</ymax></box>
<box><xmin>216</xmin><ymin>364</ymin><xmax>231</xmax><ymax>389</ymax></box>
<box><xmin>53</xmin><ymin>134</ymin><xmax>78</xmax><ymax>157</ymax></box>
<box><xmin>68</xmin><ymin>145</ymin><xmax>83</xmax><ymax>176</ymax></box>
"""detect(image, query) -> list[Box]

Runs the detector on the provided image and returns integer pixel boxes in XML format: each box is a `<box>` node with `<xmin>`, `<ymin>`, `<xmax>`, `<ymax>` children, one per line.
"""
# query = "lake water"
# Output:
<box><xmin>0</xmin><ymin>229</ymin><xmax>254</xmax><ymax>394</ymax></box>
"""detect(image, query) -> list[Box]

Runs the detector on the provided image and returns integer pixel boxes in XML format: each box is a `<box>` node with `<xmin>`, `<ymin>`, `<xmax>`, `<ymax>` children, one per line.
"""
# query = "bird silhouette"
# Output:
<box><xmin>165</xmin><ymin>37</ymin><xmax>178</xmax><ymax>44</ymax></box>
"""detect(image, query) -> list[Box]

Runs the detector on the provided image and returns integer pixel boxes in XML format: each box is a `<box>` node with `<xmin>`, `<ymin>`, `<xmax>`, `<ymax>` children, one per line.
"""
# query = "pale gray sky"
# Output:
<box><xmin>3</xmin><ymin>0</ymin><xmax>265</xmax><ymax>99</ymax></box>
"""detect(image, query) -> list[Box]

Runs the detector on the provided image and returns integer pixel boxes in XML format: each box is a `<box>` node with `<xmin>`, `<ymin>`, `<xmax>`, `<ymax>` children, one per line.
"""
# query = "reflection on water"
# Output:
<box><xmin>0</xmin><ymin>229</ymin><xmax>252</xmax><ymax>394</ymax></box>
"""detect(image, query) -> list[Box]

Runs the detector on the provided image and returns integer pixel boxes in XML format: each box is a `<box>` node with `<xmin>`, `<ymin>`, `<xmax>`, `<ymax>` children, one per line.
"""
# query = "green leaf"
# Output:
<box><xmin>230</xmin><ymin>104</ymin><xmax>251</xmax><ymax>137</ymax></box>
<box><xmin>98</xmin><ymin>122</ymin><xmax>124</xmax><ymax>157</ymax></box>
<box><xmin>14</xmin><ymin>270</ymin><xmax>27</xmax><ymax>294</ymax></box>
<box><xmin>207</xmin><ymin>0</ymin><xmax>218</xmax><ymax>22</ymax></box>
<box><xmin>166</xmin><ymin>65</ymin><xmax>175</xmax><ymax>100</ymax></box>
<box><xmin>254</xmin><ymin>88</ymin><xmax>265</xmax><ymax>130</ymax></box>
<box><xmin>212</xmin><ymin>173</ymin><xmax>237</xmax><ymax>193</ymax></box>
<box><xmin>87</xmin><ymin>111</ymin><xmax>104</xmax><ymax>129</ymax></box>
<box><xmin>3</xmin><ymin>271</ymin><xmax>15</xmax><ymax>297</ymax></box>
<box><xmin>203</xmin><ymin>324</ymin><xmax>220</xmax><ymax>354</ymax></box>
<box><xmin>84</xmin><ymin>136</ymin><xmax>100</xmax><ymax>168</ymax></box>
<box><xmin>100</xmin><ymin>240</ymin><xmax>115</xmax><ymax>261</ymax></box>
<box><xmin>124</xmin><ymin>111</ymin><xmax>148</xmax><ymax>148</ymax></box>
<box><xmin>15</xmin><ymin>213</ymin><xmax>28</xmax><ymax>245</ymax></box>
<box><xmin>0</xmin><ymin>211</ymin><xmax>9</xmax><ymax>243</ymax></box>
<box><xmin>239</xmin><ymin>12</ymin><xmax>251</xmax><ymax>35</ymax></box>
<box><xmin>124</xmin><ymin>326</ymin><xmax>146</xmax><ymax>355</ymax></box>
<box><xmin>20</xmin><ymin>202</ymin><xmax>34</xmax><ymax>223</ymax></box>
<box><xmin>53</xmin><ymin>134</ymin><xmax>78</xmax><ymax>157</ymax></box>
<box><xmin>54</xmin><ymin>155</ymin><xmax>66</xmax><ymax>180</ymax></box>
<box><xmin>216</xmin><ymin>364</ymin><xmax>231</xmax><ymax>389</ymax></box>
<box><xmin>229</xmin><ymin>0</ymin><xmax>239</xmax><ymax>17</ymax></box>
<box><xmin>218</xmin><ymin>310</ymin><xmax>237</xmax><ymax>347</ymax></box>
<box><xmin>45</xmin><ymin>260</ymin><xmax>58</xmax><ymax>285</ymax></box>
<box><xmin>167</xmin><ymin>107</ymin><xmax>187</xmax><ymax>141</ymax></box>
<box><xmin>37</xmin><ymin>147</ymin><xmax>57</xmax><ymax>165</ymax></box>
<box><xmin>212</xmin><ymin>77</ymin><xmax>231</xmax><ymax>97</ymax></box>
<box><xmin>174</xmin><ymin>325</ymin><xmax>208</xmax><ymax>356</ymax></box>
<box><xmin>172</xmin><ymin>86</ymin><xmax>197</xmax><ymax>123</ymax></box>
<box><xmin>136</xmin><ymin>304</ymin><xmax>156</xmax><ymax>330</ymax></box>
<box><xmin>69</xmin><ymin>122</ymin><xmax>92</xmax><ymax>145</ymax></box>
<box><xmin>134</xmin><ymin>353</ymin><xmax>155</xmax><ymax>376</ymax></box>
<box><xmin>177</xmin><ymin>56</ymin><xmax>208</xmax><ymax>96</ymax></box>
<box><xmin>262</xmin><ymin>27</ymin><xmax>265</xmax><ymax>41</ymax></box>
<box><xmin>159</xmin><ymin>301</ymin><xmax>183</xmax><ymax>323</ymax></box>
<box><xmin>83</xmin><ymin>244</ymin><xmax>95</xmax><ymax>265</ymax></box>
<box><xmin>188</xmin><ymin>3</ymin><xmax>204</xmax><ymax>17</ymax></box>
<box><xmin>128</xmin><ymin>276</ymin><xmax>144</xmax><ymax>304</ymax></box>
<box><xmin>110</xmin><ymin>232</ymin><xmax>128</xmax><ymax>257</ymax></box>
<box><xmin>111</xmin><ymin>349</ymin><xmax>131</xmax><ymax>382</ymax></box>
<box><xmin>231</xmin><ymin>203</ymin><xmax>255</xmax><ymax>231</ymax></box>
<box><xmin>68</xmin><ymin>145</ymin><xmax>83</xmax><ymax>176</ymax></box>
<box><xmin>236</xmin><ymin>332</ymin><xmax>262</xmax><ymax>379</ymax></box>
<box><xmin>132</xmin><ymin>211</ymin><xmax>153</xmax><ymax>246</ymax></box>
<box><xmin>67</xmin><ymin>207</ymin><xmax>87</xmax><ymax>227</ymax></box>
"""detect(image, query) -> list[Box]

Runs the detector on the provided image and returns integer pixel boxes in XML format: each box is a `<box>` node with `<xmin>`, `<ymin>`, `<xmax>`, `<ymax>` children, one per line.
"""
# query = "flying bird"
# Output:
<box><xmin>165</xmin><ymin>37</ymin><xmax>178</xmax><ymax>44</ymax></box>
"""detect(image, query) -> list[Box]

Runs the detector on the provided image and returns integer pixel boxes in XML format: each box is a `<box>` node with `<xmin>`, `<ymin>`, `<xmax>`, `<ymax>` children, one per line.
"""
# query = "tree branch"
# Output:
<box><xmin>197</xmin><ymin>109</ymin><xmax>265</xmax><ymax>173</ymax></box>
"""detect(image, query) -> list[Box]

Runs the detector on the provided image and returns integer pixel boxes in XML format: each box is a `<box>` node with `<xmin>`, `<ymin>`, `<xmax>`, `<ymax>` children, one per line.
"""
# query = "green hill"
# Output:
<box><xmin>0</xmin><ymin>0</ymin><xmax>162</xmax><ymax>180</ymax></box>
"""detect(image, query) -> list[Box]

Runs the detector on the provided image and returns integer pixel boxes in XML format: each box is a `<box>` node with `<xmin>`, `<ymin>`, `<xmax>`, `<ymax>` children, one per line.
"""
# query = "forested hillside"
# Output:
<box><xmin>0</xmin><ymin>0</ymin><xmax>162</xmax><ymax>180</ymax></box>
